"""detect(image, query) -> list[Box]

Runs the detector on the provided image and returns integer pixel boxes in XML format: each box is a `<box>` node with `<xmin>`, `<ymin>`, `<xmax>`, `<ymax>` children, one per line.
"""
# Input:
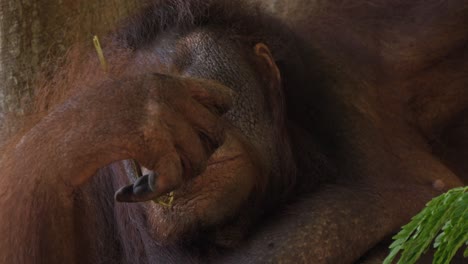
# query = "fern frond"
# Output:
<box><xmin>384</xmin><ymin>186</ymin><xmax>468</xmax><ymax>264</ymax></box>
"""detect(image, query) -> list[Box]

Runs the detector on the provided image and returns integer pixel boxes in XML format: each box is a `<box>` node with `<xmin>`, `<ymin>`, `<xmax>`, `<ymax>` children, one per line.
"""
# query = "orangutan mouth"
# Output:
<box><xmin>116</xmin><ymin>154</ymin><xmax>243</xmax><ymax>204</ymax></box>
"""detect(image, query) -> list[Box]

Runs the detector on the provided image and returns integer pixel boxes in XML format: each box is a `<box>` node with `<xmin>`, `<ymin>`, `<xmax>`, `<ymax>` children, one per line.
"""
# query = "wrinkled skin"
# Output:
<box><xmin>114</xmin><ymin>30</ymin><xmax>284</xmax><ymax>244</ymax></box>
<box><xmin>1</xmin><ymin>1</ymin><xmax>468</xmax><ymax>264</ymax></box>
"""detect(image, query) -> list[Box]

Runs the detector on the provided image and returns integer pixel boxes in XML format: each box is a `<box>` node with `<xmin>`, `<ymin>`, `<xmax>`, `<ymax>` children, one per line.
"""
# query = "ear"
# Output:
<box><xmin>253</xmin><ymin>43</ymin><xmax>281</xmax><ymax>90</ymax></box>
<box><xmin>253</xmin><ymin>43</ymin><xmax>284</xmax><ymax>122</ymax></box>
<box><xmin>253</xmin><ymin>43</ymin><xmax>294</xmax><ymax>192</ymax></box>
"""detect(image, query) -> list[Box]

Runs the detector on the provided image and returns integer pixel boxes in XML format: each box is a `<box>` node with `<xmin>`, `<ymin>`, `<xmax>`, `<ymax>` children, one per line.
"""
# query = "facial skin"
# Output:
<box><xmin>119</xmin><ymin>28</ymin><xmax>287</xmax><ymax>244</ymax></box>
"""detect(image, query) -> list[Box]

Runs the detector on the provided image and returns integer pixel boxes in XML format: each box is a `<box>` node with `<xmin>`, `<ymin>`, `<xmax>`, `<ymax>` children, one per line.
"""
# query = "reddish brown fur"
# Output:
<box><xmin>1</xmin><ymin>0</ymin><xmax>468</xmax><ymax>263</ymax></box>
<box><xmin>1</xmin><ymin>2</ymin><xmax>299</xmax><ymax>262</ymax></box>
<box><xmin>19</xmin><ymin>0</ymin><xmax>300</xmax><ymax>210</ymax></box>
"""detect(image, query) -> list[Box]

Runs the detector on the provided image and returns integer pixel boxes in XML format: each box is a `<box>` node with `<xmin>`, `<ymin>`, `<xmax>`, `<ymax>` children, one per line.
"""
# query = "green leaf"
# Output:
<box><xmin>384</xmin><ymin>186</ymin><xmax>468</xmax><ymax>264</ymax></box>
<box><xmin>433</xmin><ymin>194</ymin><xmax>467</xmax><ymax>264</ymax></box>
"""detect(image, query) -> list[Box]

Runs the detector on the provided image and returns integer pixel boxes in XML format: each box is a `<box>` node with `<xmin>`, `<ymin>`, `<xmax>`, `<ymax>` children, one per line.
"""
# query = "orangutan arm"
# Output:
<box><xmin>223</xmin><ymin>184</ymin><xmax>442</xmax><ymax>264</ymax></box>
<box><xmin>0</xmin><ymin>74</ymin><xmax>231</xmax><ymax>264</ymax></box>
<box><xmin>0</xmin><ymin>101</ymin><xmax>113</xmax><ymax>264</ymax></box>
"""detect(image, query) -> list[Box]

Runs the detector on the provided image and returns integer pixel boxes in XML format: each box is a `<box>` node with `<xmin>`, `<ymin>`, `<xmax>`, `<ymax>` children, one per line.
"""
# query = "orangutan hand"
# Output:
<box><xmin>53</xmin><ymin>73</ymin><xmax>233</xmax><ymax>201</ymax></box>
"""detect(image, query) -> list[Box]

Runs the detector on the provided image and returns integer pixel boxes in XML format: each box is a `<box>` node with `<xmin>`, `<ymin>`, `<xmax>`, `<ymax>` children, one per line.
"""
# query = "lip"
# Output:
<box><xmin>135</xmin><ymin>154</ymin><xmax>242</xmax><ymax>178</ymax></box>
<box><xmin>128</xmin><ymin>154</ymin><xmax>242</xmax><ymax>202</ymax></box>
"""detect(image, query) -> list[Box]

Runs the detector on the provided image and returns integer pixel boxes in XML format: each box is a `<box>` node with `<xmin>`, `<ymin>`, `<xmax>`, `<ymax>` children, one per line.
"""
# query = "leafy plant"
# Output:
<box><xmin>384</xmin><ymin>186</ymin><xmax>468</xmax><ymax>264</ymax></box>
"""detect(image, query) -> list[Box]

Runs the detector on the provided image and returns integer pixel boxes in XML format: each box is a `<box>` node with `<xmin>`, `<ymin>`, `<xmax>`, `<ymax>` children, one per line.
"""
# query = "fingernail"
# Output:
<box><xmin>133</xmin><ymin>174</ymin><xmax>152</xmax><ymax>195</ymax></box>
<box><xmin>148</xmin><ymin>172</ymin><xmax>158</xmax><ymax>192</ymax></box>
<box><xmin>114</xmin><ymin>185</ymin><xmax>135</xmax><ymax>202</ymax></box>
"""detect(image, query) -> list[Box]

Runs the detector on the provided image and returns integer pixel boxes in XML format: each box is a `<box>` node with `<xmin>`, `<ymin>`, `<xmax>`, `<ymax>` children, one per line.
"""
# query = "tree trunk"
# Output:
<box><xmin>0</xmin><ymin>0</ymin><xmax>144</xmax><ymax>116</ymax></box>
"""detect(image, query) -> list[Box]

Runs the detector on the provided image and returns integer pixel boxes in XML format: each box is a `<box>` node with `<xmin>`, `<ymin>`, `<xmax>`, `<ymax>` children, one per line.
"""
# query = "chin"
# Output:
<box><xmin>144</xmin><ymin>135</ymin><xmax>263</xmax><ymax>245</ymax></box>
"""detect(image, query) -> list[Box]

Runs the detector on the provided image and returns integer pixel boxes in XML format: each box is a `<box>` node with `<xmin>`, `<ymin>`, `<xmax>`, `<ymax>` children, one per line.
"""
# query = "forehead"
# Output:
<box><xmin>134</xmin><ymin>29</ymin><xmax>255</xmax><ymax>89</ymax></box>
<box><xmin>132</xmin><ymin>29</ymin><xmax>270</xmax><ymax>140</ymax></box>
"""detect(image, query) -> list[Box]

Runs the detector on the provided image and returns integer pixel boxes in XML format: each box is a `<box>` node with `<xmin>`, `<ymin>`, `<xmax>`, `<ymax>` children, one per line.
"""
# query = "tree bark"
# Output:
<box><xmin>0</xmin><ymin>0</ymin><xmax>144</xmax><ymax>116</ymax></box>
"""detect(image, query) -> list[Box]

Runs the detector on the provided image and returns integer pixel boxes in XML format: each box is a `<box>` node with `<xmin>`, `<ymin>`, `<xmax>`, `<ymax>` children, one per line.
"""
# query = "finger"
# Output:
<box><xmin>151</xmin><ymin>151</ymin><xmax>183</xmax><ymax>193</ymax></box>
<box><xmin>148</xmin><ymin>105</ymin><xmax>209</xmax><ymax>176</ymax></box>
<box><xmin>115</xmin><ymin>173</ymin><xmax>157</xmax><ymax>203</ymax></box>
<box><xmin>147</xmin><ymin>74</ymin><xmax>233</xmax><ymax>115</ymax></box>
<box><xmin>116</xmin><ymin>152</ymin><xmax>183</xmax><ymax>203</ymax></box>
<box><xmin>187</xmin><ymin>79</ymin><xmax>234</xmax><ymax>115</ymax></box>
<box><xmin>148</xmin><ymin>101</ymin><xmax>222</xmax><ymax>173</ymax></box>
<box><xmin>144</xmin><ymin>76</ymin><xmax>229</xmax><ymax>151</ymax></box>
<box><xmin>120</xmin><ymin>105</ymin><xmax>209</xmax><ymax>203</ymax></box>
<box><xmin>175</xmin><ymin>98</ymin><xmax>226</xmax><ymax>151</ymax></box>
<box><xmin>165</xmin><ymin>110</ymin><xmax>209</xmax><ymax>176</ymax></box>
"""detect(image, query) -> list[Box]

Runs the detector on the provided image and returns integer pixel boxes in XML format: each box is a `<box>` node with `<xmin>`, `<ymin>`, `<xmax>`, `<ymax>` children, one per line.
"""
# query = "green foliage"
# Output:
<box><xmin>384</xmin><ymin>186</ymin><xmax>468</xmax><ymax>264</ymax></box>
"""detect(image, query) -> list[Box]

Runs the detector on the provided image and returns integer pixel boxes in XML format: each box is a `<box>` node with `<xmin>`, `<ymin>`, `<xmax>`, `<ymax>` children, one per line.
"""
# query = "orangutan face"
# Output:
<box><xmin>123</xmin><ymin>29</ymin><xmax>285</xmax><ymax>244</ymax></box>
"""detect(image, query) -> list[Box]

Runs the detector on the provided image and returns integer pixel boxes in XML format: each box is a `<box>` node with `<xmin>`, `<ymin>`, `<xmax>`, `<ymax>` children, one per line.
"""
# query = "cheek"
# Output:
<box><xmin>144</xmin><ymin>132</ymin><xmax>263</xmax><ymax>243</ymax></box>
<box><xmin>180</xmin><ymin>132</ymin><xmax>261</xmax><ymax>225</ymax></box>
<box><xmin>191</xmin><ymin>156</ymin><xmax>258</xmax><ymax>225</ymax></box>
